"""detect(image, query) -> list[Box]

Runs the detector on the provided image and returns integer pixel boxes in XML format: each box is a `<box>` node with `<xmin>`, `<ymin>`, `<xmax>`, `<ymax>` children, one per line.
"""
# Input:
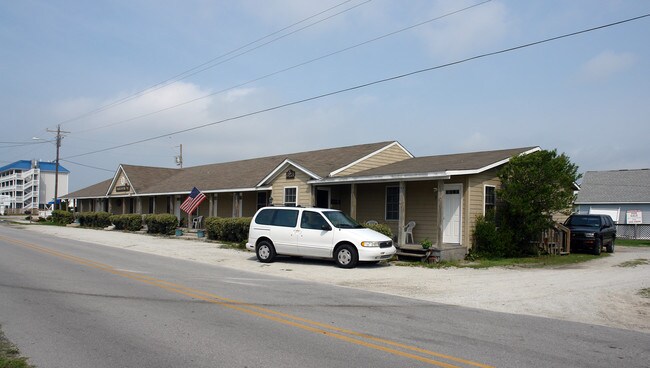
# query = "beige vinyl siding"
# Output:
<box><xmin>335</xmin><ymin>144</ymin><xmax>411</xmax><ymax>177</ymax></box>
<box><xmin>110</xmin><ymin>171</ymin><xmax>134</xmax><ymax>195</ymax></box>
<box><xmin>404</xmin><ymin>181</ymin><xmax>437</xmax><ymax>244</ymax></box>
<box><xmin>270</xmin><ymin>166</ymin><xmax>312</xmax><ymax>207</ymax></box>
<box><xmin>466</xmin><ymin>168</ymin><xmax>501</xmax><ymax>248</ymax></box>
<box><xmin>217</xmin><ymin>193</ymin><xmax>234</xmax><ymax>217</ymax></box>
<box><xmin>356</xmin><ymin>183</ymin><xmax>399</xmax><ymax>235</ymax></box>
<box><xmin>154</xmin><ymin>196</ymin><xmax>168</xmax><ymax>214</ymax></box>
<box><xmin>242</xmin><ymin>192</ymin><xmax>258</xmax><ymax>217</ymax></box>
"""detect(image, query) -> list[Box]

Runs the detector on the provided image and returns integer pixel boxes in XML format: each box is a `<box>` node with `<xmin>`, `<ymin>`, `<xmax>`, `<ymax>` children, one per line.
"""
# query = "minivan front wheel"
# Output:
<box><xmin>335</xmin><ymin>244</ymin><xmax>358</xmax><ymax>269</ymax></box>
<box><xmin>256</xmin><ymin>240</ymin><xmax>276</xmax><ymax>263</ymax></box>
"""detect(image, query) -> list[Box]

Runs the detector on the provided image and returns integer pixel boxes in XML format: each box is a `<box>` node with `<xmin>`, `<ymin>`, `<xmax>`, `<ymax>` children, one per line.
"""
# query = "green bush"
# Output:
<box><xmin>51</xmin><ymin>210</ymin><xmax>74</xmax><ymax>225</ymax></box>
<box><xmin>472</xmin><ymin>215</ymin><xmax>514</xmax><ymax>258</ymax></box>
<box><xmin>205</xmin><ymin>217</ymin><xmax>252</xmax><ymax>243</ymax></box>
<box><xmin>144</xmin><ymin>214</ymin><xmax>178</xmax><ymax>235</ymax></box>
<box><xmin>364</xmin><ymin>223</ymin><xmax>393</xmax><ymax>238</ymax></box>
<box><xmin>109</xmin><ymin>214</ymin><xmax>143</xmax><ymax>231</ymax></box>
<box><xmin>76</xmin><ymin>212</ymin><xmax>112</xmax><ymax>228</ymax></box>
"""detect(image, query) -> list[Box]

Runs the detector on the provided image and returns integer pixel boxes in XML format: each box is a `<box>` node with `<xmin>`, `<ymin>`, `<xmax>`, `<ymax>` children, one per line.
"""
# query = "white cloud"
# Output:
<box><xmin>579</xmin><ymin>51</ymin><xmax>637</xmax><ymax>81</ymax></box>
<box><xmin>418</xmin><ymin>0</ymin><xmax>510</xmax><ymax>59</ymax></box>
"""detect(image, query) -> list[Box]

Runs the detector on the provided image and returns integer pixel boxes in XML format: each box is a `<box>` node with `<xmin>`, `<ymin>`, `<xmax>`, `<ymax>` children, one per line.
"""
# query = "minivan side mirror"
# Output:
<box><xmin>321</xmin><ymin>224</ymin><xmax>332</xmax><ymax>231</ymax></box>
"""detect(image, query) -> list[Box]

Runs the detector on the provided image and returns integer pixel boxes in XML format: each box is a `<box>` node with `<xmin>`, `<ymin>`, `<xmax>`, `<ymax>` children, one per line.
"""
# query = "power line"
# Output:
<box><xmin>74</xmin><ymin>0</ymin><xmax>492</xmax><ymax>135</ymax></box>
<box><xmin>63</xmin><ymin>13</ymin><xmax>650</xmax><ymax>160</ymax></box>
<box><xmin>54</xmin><ymin>0</ymin><xmax>369</xmax><ymax>129</ymax></box>
<box><xmin>60</xmin><ymin>159</ymin><xmax>113</xmax><ymax>172</ymax></box>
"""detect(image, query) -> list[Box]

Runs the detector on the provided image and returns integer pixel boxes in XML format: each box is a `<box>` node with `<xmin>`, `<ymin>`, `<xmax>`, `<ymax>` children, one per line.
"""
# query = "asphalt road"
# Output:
<box><xmin>0</xmin><ymin>223</ymin><xmax>648</xmax><ymax>368</ymax></box>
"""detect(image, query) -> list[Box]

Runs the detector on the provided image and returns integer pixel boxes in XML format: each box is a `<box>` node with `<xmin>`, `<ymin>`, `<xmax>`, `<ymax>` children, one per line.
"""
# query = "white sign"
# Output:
<box><xmin>626</xmin><ymin>210</ymin><xmax>643</xmax><ymax>224</ymax></box>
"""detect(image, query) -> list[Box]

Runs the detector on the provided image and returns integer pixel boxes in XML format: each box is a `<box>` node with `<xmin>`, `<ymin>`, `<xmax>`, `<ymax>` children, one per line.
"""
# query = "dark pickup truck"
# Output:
<box><xmin>564</xmin><ymin>214</ymin><xmax>617</xmax><ymax>255</ymax></box>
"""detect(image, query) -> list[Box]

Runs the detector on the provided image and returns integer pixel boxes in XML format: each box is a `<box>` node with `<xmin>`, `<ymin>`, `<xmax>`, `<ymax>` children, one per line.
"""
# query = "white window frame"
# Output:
<box><xmin>483</xmin><ymin>185</ymin><xmax>496</xmax><ymax>215</ymax></box>
<box><xmin>284</xmin><ymin>186</ymin><xmax>298</xmax><ymax>207</ymax></box>
<box><xmin>385</xmin><ymin>185</ymin><xmax>400</xmax><ymax>221</ymax></box>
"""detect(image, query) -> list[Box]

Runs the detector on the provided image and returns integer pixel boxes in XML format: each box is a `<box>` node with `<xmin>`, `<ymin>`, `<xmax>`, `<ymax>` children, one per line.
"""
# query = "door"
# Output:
<box><xmin>316</xmin><ymin>188</ymin><xmax>330</xmax><ymax>208</ymax></box>
<box><xmin>443</xmin><ymin>184</ymin><xmax>462</xmax><ymax>244</ymax></box>
<box><xmin>297</xmin><ymin>210</ymin><xmax>334</xmax><ymax>257</ymax></box>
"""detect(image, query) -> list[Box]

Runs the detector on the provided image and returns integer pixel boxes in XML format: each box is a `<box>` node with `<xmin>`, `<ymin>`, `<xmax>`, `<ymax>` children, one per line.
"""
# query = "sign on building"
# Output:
<box><xmin>626</xmin><ymin>210</ymin><xmax>643</xmax><ymax>225</ymax></box>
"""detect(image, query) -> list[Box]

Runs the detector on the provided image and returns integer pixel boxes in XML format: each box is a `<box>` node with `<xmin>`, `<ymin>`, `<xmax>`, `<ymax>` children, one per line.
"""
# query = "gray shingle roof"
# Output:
<box><xmin>65</xmin><ymin>141</ymin><xmax>395</xmax><ymax>197</ymax></box>
<box><xmin>575</xmin><ymin>169</ymin><xmax>650</xmax><ymax>204</ymax></box>
<box><xmin>64</xmin><ymin>178</ymin><xmax>113</xmax><ymax>198</ymax></box>
<box><xmin>348</xmin><ymin>147</ymin><xmax>539</xmax><ymax>177</ymax></box>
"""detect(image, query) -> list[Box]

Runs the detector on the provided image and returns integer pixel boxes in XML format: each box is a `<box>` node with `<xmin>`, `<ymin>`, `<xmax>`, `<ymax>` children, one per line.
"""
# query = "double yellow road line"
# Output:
<box><xmin>1</xmin><ymin>234</ymin><xmax>494</xmax><ymax>368</ymax></box>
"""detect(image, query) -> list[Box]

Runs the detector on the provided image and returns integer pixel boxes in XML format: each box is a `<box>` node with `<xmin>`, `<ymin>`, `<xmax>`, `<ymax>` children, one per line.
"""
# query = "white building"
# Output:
<box><xmin>0</xmin><ymin>160</ymin><xmax>69</xmax><ymax>214</ymax></box>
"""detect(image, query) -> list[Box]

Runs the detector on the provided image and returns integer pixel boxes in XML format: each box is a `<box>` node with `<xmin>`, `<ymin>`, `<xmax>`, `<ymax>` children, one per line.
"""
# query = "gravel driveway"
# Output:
<box><xmin>15</xmin><ymin>224</ymin><xmax>650</xmax><ymax>333</ymax></box>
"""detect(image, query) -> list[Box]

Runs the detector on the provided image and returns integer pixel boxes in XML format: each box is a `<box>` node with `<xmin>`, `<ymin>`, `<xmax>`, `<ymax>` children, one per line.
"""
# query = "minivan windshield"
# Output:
<box><xmin>323</xmin><ymin>211</ymin><xmax>364</xmax><ymax>229</ymax></box>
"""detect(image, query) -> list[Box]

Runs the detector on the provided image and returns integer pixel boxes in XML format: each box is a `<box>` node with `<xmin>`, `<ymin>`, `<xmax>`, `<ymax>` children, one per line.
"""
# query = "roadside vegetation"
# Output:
<box><xmin>616</xmin><ymin>239</ymin><xmax>650</xmax><ymax>247</ymax></box>
<box><xmin>394</xmin><ymin>253</ymin><xmax>608</xmax><ymax>269</ymax></box>
<box><xmin>638</xmin><ymin>288</ymin><xmax>650</xmax><ymax>299</ymax></box>
<box><xmin>616</xmin><ymin>258</ymin><xmax>649</xmax><ymax>268</ymax></box>
<box><xmin>0</xmin><ymin>327</ymin><xmax>33</xmax><ymax>368</ymax></box>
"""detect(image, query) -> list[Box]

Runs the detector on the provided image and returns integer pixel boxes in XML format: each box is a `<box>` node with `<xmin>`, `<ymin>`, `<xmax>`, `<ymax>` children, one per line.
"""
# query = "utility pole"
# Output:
<box><xmin>175</xmin><ymin>144</ymin><xmax>183</xmax><ymax>168</ymax></box>
<box><xmin>46</xmin><ymin>124</ymin><xmax>69</xmax><ymax>210</ymax></box>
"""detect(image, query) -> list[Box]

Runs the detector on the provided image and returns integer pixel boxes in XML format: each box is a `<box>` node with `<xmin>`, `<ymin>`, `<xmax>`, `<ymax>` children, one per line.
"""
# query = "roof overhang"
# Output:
<box><xmin>310</xmin><ymin>172</ymin><xmax>450</xmax><ymax>185</ymax></box>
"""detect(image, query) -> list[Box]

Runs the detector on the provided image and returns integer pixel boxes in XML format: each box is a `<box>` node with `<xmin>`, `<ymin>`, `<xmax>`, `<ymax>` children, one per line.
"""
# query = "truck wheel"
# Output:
<box><xmin>606</xmin><ymin>238</ymin><xmax>615</xmax><ymax>253</ymax></box>
<box><xmin>593</xmin><ymin>238</ymin><xmax>602</xmax><ymax>256</ymax></box>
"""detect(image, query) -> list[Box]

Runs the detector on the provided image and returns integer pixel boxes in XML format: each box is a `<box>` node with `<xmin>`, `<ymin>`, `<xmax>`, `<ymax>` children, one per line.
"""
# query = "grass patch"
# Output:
<box><xmin>638</xmin><ymin>288</ymin><xmax>650</xmax><ymax>298</ymax></box>
<box><xmin>616</xmin><ymin>239</ymin><xmax>650</xmax><ymax>247</ymax></box>
<box><xmin>218</xmin><ymin>241</ymin><xmax>247</xmax><ymax>251</ymax></box>
<box><xmin>617</xmin><ymin>258</ymin><xmax>649</xmax><ymax>268</ymax></box>
<box><xmin>394</xmin><ymin>253</ymin><xmax>609</xmax><ymax>269</ymax></box>
<box><xmin>0</xmin><ymin>326</ymin><xmax>33</xmax><ymax>368</ymax></box>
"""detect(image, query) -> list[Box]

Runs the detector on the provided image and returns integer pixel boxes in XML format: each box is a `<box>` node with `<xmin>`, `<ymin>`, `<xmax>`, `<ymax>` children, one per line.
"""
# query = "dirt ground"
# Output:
<box><xmin>16</xmin><ymin>224</ymin><xmax>650</xmax><ymax>333</ymax></box>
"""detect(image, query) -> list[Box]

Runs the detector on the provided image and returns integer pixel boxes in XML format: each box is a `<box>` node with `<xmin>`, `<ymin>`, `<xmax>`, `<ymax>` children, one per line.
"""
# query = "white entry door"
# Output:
<box><xmin>443</xmin><ymin>184</ymin><xmax>462</xmax><ymax>244</ymax></box>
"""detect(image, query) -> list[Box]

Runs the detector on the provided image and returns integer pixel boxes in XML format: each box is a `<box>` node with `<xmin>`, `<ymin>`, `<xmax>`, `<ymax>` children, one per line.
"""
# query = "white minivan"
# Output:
<box><xmin>246</xmin><ymin>206</ymin><xmax>396</xmax><ymax>268</ymax></box>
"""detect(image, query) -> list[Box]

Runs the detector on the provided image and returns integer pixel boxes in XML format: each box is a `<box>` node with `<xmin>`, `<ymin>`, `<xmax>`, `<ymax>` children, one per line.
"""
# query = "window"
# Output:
<box><xmin>273</xmin><ymin>209</ymin><xmax>299</xmax><ymax>227</ymax></box>
<box><xmin>484</xmin><ymin>186</ymin><xmax>496</xmax><ymax>215</ymax></box>
<box><xmin>257</xmin><ymin>192</ymin><xmax>268</xmax><ymax>209</ymax></box>
<box><xmin>385</xmin><ymin>186</ymin><xmax>399</xmax><ymax>221</ymax></box>
<box><xmin>300</xmin><ymin>211</ymin><xmax>328</xmax><ymax>230</ymax></box>
<box><xmin>284</xmin><ymin>187</ymin><xmax>297</xmax><ymax>207</ymax></box>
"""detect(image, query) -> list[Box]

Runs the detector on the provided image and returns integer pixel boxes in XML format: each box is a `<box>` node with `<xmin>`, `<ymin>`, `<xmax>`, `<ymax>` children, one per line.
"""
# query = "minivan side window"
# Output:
<box><xmin>301</xmin><ymin>211</ymin><xmax>328</xmax><ymax>230</ymax></box>
<box><xmin>271</xmin><ymin>209</ymin><xmax>299</xmax><ymax>227</ymax></box>
<box><xmin>255</xmin><ymin>209</ymin><xmax>274</xmax><ymax>225</ymax></box>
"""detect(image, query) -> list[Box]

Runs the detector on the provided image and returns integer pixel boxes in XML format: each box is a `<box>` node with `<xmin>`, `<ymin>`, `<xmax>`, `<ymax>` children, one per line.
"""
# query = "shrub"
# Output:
<box><xmin>472</xmin><ymin>215</ymin><xmax>514</xmax><ymax>258</ymax></box>
<box><xmin>144</xmin><ymin>214</ymin><xmax>178</xmax><ymax>235</ymax></box>
<box><xmin>205</xmin><ymin>217</ymin><xmax>252</xmax><ymax>243</ymax></box>
<box><xmin>110</xmin><ymin>214</ymin><xmax>143</xmax><ymax>231</ymax></box>
<box><xmin>76</xmin><ymin>212</ymin><xmax>112</xmax><ymax>228</ymax></box>
<box><xmin>52</xmin><ymin>210</ymin><xmax>74</xmax><ymax>225</ymax></box>
<box><xmin>364</xmin><ymin>223</ymin><xmax>393</xmax><ymax>238</ymax></box>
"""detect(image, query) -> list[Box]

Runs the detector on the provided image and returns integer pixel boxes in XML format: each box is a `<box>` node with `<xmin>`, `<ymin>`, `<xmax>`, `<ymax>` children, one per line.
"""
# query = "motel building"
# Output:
<box><xmin>64</xmin><ymin>141</ymin><xmax>540</xmax><ymax>259</ymax></box>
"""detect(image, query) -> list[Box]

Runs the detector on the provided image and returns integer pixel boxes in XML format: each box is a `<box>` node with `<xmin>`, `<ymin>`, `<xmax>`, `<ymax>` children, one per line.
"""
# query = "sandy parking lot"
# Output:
<box><xmin>15</xmin><ymin>224</ymin><xmax>650</xmax><ymax>333</ymax></box>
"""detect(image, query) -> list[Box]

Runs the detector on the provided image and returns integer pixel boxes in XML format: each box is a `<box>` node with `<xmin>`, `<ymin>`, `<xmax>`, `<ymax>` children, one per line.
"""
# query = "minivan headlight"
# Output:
<box><xmin>361</xmin><ymin>241</ymin><xmax>380</xmax><ymax>247</ymax></box>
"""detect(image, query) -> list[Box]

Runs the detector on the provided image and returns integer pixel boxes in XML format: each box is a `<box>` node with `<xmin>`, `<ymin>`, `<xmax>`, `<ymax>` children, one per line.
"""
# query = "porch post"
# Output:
<box><xmin>208</xmin><ymin>193</ymin><xmax>214</xmax><ymax>217</ymax></box>
<box><xmin>79</xmin><ymin>200</ymin><xmax>84</xmax><ymax>213</ymax></box>
<box><xmin>310</xmin><ymin>185</ymin><xmax>316</xmax><ymax>207</ymax></box>
<box><xmin>174</xmin><ymin>195</ymin><xmax>181</xmax><ymax>220</ymax></box>
<box><xmin>350</xmin><ymin>184</ymin><xmax>357</xmax><ymax>219</ymax></box>
<box><xmin>214</xmin><ymin>194</ymin><xmax>219</xmax><ymax>217</ymax></box>
<box><xmin>152</xmin><ymin>196</ymin><xmax>156</xmax><ymax>214</ymax></box>
<box><xmin>136</xmin><ymin>197</ymin><xmax>142</xmax><ymax>214</ymax></box>
<box><xmin>108</xmin><ymin>199</ymin><xmax>112</xmax><ymax>214</ymax></box>
<box><xmin>437</xmin><ymin>180</ymin><xmax>444</xmax><ymax>247</ymax></box>
<box><xmin>398</xmin><ymin>181</ymin><xmax>406</xmax><ymax>246</ymax></box>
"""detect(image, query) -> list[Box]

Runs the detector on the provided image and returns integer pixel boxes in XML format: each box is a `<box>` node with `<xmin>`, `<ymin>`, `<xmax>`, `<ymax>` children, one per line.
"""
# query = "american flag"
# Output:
<box><xmin>180</xmin><ymin>187</ymin><xmax>206</xmax><ymax>214</ymax></box>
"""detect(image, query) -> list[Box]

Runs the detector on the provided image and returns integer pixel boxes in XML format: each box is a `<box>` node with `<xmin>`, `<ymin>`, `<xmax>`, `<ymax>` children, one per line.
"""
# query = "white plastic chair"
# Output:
<box><xmin>404</xmin><ymin>221</ymin><xmax>416</xmax><ymax>244</ymax></box>
<box><xmin>365</xmin><ymin>220</ymin><xmax>378</xmax><ymax>226</ymax></box>
<box><xmin>192</xmin><ymin>215</ymin><xmax>203</xmax><ymax>229</ymax></box>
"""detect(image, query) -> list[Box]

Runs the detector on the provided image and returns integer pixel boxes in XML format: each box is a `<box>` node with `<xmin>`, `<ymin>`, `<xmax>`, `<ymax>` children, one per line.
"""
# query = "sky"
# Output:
<box><xmin>2</xmin><ymin>0</ymin><xmax>649</xmax><ymax>192</ymax></box>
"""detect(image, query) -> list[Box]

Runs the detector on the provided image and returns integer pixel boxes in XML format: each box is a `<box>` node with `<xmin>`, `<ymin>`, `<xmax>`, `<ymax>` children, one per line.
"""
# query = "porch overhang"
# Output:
<box><xmin>308</xmin><ymin>172</ymin><xmax>450</xmax><ymax>185</ymax></box>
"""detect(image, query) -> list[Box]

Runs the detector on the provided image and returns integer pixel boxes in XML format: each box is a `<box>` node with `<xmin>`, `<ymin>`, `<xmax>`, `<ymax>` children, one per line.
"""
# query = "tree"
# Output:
<box><xmin>496</xmin><ymin>149</ymin><xmax>580</xmax><ymax>255</ymax></box>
